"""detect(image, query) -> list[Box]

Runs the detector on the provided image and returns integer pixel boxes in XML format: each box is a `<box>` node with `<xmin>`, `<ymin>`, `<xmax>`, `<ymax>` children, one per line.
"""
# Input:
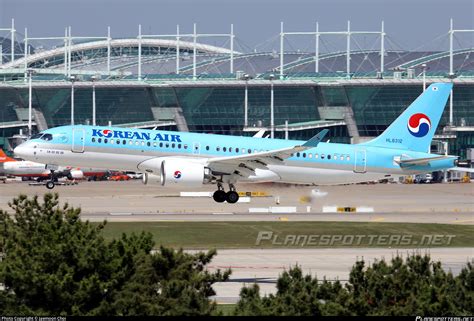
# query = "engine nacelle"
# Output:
<box><xmin>142</xmin><ymin>173</ymin><xmax>161</xmax><ymax>186</ymax></box>
<box><xmin>67</xmin><ymin>169</ymin><xmax>84</xmax><ymax>180</ymax></box>
<box><xmin>160</xmin><ymin>159</ymin><xmax>211</xmax><ymax>187</ymax></box>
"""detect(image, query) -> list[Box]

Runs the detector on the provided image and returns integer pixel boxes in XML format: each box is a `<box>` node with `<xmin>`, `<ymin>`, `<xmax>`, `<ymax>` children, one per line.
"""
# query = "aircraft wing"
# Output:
<box><xmin>206</xmin><ymin>129</ymin><xmax>328</xmax><ymax>177</ymax></box>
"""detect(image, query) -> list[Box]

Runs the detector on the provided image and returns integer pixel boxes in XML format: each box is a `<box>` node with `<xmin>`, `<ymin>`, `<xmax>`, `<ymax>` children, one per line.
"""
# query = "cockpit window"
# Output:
<box><xmin>41</xmin><ymin>134</ymin><xmax>53</xmax><ymax>141</ymax></box>
<box><xmin>30</xmin><ymin>133</ymin><xmax>43</xmax><ymax>140</ymax></box>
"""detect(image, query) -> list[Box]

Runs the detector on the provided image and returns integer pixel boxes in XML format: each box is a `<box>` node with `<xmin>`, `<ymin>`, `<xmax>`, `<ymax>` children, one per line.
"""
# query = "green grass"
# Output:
<box><xmin>215</xmin><ymin>304</ymin><xmax>236</xmax><ymax>316</ymax></box>
<box><xmin>98</xmin><ymin>221</ymin><xmax>474</xmax><ymax>249</ymax></box>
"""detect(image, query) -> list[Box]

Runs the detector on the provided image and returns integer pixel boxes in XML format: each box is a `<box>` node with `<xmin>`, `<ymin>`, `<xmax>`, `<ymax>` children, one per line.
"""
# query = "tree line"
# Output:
<box><xmin>0</xmin><ymin>194</ymin><xmax>472</xmax><ymax>316</ymax></box>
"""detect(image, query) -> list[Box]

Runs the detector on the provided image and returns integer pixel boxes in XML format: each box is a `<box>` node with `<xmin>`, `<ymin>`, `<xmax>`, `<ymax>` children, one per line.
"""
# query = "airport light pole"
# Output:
<box><xmin>27</xmin><ymin>68</ymin><xmax>35</xmax><ymax>137</ymax></box>
<box><xmin>243</xmin><ymin>73</ymin><xmax>250</xmax><ymax>128</ymax></box>
<box><xmin>10</xmin><ymin>18</ymin><xmax>15</xmax><ymax>63</ymax></box>
<box><xmin>91</xmin><ymin>75</ymin><xmax>98</xmax><ymax>126</ymax></box>
<box><xmin>421</xmin><ymin>64</ymin><xmax>427</xmax><ymax>91</ymax></box>
<box><xmin>269</xmin><ymin>74</ymin><xmax>275</xmax><ymax>139</ymax></box>
<box><xmin>138</xmin><ymin>24</ymin><xmax>142</xmax><ymax>80</ymax></box>
<box><xmin>447</xmin><ymin>73</ymin><xmax>456</xmax><ymax>126</ymax></box>
<box><xmin>69</xmin><ymin>75</ymin><xmax>77</xmax><ymax>125</ymax></box>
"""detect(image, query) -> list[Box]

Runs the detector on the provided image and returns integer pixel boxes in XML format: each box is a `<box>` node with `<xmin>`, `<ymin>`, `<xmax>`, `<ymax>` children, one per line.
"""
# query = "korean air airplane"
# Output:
<box><xmin>0</xmin><ymin>149</ymin><xmax>107</xmax><ymax>181</ymax></box>
<box><xmin>14</xmin><ymin>83</ymin><xmax>459</xmax><ymax>203</ymax></box>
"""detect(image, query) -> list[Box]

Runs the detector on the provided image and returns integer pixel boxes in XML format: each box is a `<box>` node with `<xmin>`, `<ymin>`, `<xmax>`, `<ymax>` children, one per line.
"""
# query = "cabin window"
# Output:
<box><xmin>184</xmin><ymin>144</ymin><xmax>188</xmax><ymax>149</ymax></box>
<box><xmin>153</xmin><ymin>142</ymin><xmax>157</xmax><ymax>147</ymax></box>
<box><xmin>229</xmin><ymin>147</ymin><xmax>232</xmax><ymax>152</ymax></box>
<box><xmin>297</xmin><ymin>152</ymin><xmax>300</xmax><ymax>157</ymax></box>
<box><xmin>248</xmin><ymin>149</ymin><xmax>252</xmax><ymax>154</ymax></box>
<box><xmin>340</xmin><ymin>155</ymin><xmax>344</xmax><ymax>161</ymax></box>
<box><xmin>223</xmin><ymin>147</ymin><xmax>227</xmax><ymax>152</ymax></box>
<box><xmin>92</xmin><ymin>138</ymin><xmax>96</xmax><ymax>142</ymax></box>
<box><xmin>172</xmin><ymin>143</ymin><xmax>175</xmax><ymax>148</ymax></box>
<box><xmin>110</xmin><ymin>139</ymin><xmax>114</xmax><ymax>144</ymax></box>
<box><xmin>206</xmin><ymin>146</ymin><xmax>209</xmax><ymax>151</ymax></box>
<box><xmin>303</xmin><ymin>153</ymin><xmax>306</xmax><ymax>158</ymax></box>
<box><xmin>236</xmin><ymin>148</ymin><xmax>239</xmax><ymax>153</ymax></box>
<box><xmin>159</xmin><ymin>142</ymin><xmax>163</xmax><ymax>148</ymax></box>
<box><xmin>104</xmin><ymin>138</ymin><xmax>108</xmax><ymax>143</ymax></box>
<box><xmin>321</xmin><ymin>154</ymin><xmax>325</xmax><ymax>159</ymax></box>
<box><xmin>346</xmin><ymin>155</ymin><xmax>350</xmax><ymax>161</ymax></box>
<box><xmin>135</xmin><ymin>141</ymin><xmax>139</xmax><ymax>146</ymax></box>
<box><xmin>216</xmin><ymin>147</ymin><xmax>220</xmax><ymax>151</ymax></box>
<box><xmin>165</xmin><ymin>143</ymin><xmax>169</xmax><ymax>148</ymax></box>
<box><xmin>178</xmin><ymin>144</ymin><xmax>182</xmax><ymax>149</ymax></box>
<box><xmin>327</xmin><ymin>155</ymin><xmax>331</xmax><ymax>160</ymax></box>
<box><xmin>308</xmin><ymin>153</ymin><xmax>313</xmax><ymax>158</ymax></box>
<box><xmin>116</xmin><ymin>139</ymin><xmax>121</xmax><ymax>145</ymax></box>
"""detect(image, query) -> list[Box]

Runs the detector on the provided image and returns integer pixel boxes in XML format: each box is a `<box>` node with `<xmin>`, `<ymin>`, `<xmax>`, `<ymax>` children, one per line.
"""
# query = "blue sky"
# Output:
<box><xmin>1</xmin><ymin>0</ymin><xmax>472</xmax><ymax>51</ymax></box>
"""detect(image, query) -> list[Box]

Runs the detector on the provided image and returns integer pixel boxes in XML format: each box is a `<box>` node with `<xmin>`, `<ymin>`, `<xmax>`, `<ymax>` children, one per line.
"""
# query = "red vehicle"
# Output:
<box><xmin>109</xmin><ymin>172</ymin><xmax>130</xmax><ymax>181</ymax></box>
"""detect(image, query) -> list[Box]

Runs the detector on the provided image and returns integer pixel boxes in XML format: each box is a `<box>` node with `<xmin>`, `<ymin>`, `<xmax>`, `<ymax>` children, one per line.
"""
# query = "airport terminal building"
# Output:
<box><xmin>1</xmin><ymin>22</ymin><xmax>473</xmax><ymax>159</ymax></box>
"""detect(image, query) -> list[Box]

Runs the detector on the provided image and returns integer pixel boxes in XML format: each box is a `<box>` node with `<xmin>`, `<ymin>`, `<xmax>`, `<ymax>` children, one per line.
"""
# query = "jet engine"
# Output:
<box><xmin>160</xmin><ymin>159</ymin><xmax>212</xmax><ymax>187</ymax></box>
<box><xmin>67</xmin><ymin>169</ymin><xmax>84</xmax><ymax>180</ymax></box>
<box><xmin>142</xmin><ymin>173</ymin><xmax>161</xmax><ymax>185</ymax></box>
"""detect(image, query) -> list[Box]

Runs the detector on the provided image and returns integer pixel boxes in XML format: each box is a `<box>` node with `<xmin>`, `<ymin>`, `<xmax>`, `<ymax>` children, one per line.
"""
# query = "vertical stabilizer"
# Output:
<box><xmin>361</xmin><ymin>83</ymin><xmax>452</xmax><ymax>152</ymax></box>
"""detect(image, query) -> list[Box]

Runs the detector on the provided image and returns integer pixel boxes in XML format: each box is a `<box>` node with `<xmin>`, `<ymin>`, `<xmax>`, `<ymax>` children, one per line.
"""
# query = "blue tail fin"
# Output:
<box><xmin>361</xmin><ymin>83</ymin><xmax>452</xmax><ymax>152</ymax></box>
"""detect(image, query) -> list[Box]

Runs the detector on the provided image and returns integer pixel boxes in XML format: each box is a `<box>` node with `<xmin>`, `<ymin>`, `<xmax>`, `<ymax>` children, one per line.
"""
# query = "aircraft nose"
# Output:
<box><xmin>14</xmin><ymin>144</ymin><xmax>31</xmax><ymax>159</ymax></box>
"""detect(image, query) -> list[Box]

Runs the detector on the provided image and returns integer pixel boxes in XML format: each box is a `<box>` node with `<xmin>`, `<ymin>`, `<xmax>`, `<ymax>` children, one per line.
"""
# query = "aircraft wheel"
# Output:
<box><xmin>213</xmin><ymin>190</ymin><xmax>227</xmax><ymax>203</ymax></box>
<box><xmin>45</xmin><ymin>181</ymin><xmax>55</xmax><ymax>190</ymax></box>
<box><xmin>226</xmin><ymin>191</ymin><xmax>239</xmax><ymax>204</ymax></box>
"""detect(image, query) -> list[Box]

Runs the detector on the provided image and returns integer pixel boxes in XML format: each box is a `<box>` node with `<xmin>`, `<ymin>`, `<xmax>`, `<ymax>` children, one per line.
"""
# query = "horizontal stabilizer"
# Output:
<box><xmin>395</xmin><ymin>155</ymin><xmax>454</xmax><ymax>167</ymax></box>
<box><xmin>449</xmin><ymin>167</ymin><xmax>474</xmax><ymax>173</ymax></box>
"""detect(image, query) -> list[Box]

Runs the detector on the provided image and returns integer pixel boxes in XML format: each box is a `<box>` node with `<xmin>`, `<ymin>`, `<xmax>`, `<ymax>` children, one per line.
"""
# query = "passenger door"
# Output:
<box><xmin>353</xmin><ymin>149</ymin><xmax>367</xmax><ymax>173</ymax></box>
<box><xmin>71</xmin><ymin>128</ymin><xmax>85</xmax><ymax>153</ymax></box>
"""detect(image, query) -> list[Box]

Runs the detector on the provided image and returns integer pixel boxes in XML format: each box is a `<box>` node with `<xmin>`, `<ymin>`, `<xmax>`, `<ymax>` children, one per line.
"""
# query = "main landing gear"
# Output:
<box><xmin>213</xmin><ymin>183</ymin><xmax>239</xmax><ymax>204</ymax></box>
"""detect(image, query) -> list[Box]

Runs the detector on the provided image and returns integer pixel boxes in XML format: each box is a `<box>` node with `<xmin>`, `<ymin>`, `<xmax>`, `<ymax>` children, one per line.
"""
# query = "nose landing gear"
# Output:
<box><xmin>45</xmin><ymin>169</ymin><xmax>58</xmax><ymax>190</ymax></box>
<box><xmin>212</xmin><ymin>183</ymin><xmax>240</xmax><ymax>203</ymax></box>
<box><xmin>45</xmin><ymin>181</ymin><xmax>55</xmax><ymax>190</ymax></box>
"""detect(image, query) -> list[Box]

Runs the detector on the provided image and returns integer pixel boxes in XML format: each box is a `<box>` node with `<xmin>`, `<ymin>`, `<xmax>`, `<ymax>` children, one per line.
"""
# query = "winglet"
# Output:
<box><xmin>302</xmin><ymin>129</ymin><xmax>329</xmax><ymax>148</ymax></box>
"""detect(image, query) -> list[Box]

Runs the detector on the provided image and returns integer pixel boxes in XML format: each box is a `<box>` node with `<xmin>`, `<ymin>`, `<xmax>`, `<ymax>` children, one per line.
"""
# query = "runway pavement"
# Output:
<box><xmin>0</xmin><ymin>179</ymin><xmax>472</xmax><ymax>224</ymax></box>
<box><xmin>79</xmin><ymin>212</ymin><xmax>474</xmax><ymax>224</ymax></box>
<box><xmin>204</xmin><ymin>247</ymin><xmax>474</xmax><ymax>303</ymax></box>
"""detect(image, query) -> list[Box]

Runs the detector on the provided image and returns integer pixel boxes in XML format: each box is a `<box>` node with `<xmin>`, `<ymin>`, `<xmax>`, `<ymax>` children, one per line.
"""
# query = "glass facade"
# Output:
<box><xmin>0</xmin><ymin>83</ymin><xmax>473</xmax><ymax>157</ymax></box>
<box><xmin>172</xmin><ymin>86</ymin><xmax>319</xmax><ymax>135</ymax></box>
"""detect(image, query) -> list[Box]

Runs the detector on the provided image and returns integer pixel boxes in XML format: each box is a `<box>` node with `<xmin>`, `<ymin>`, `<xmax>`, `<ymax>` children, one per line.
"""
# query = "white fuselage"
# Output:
<box><xmin>16</xmin><ymin>138</ymin><xmax>403</xmax><ymax>185</ymax></box>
